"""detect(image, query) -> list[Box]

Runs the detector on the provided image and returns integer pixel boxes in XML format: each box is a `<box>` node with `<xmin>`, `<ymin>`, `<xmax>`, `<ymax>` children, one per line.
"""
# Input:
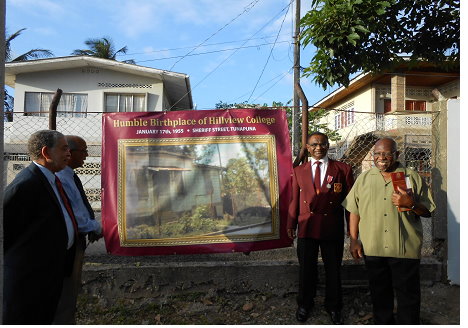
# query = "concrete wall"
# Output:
<box><xmin>447</xmin><ymin>99</ymin><xmax>460</xmax><ymax>285</ymax></box>
<box><xmin>81</xmin><ymin>259</ymin><xmax>442</xmax><ymax>306</ymax></box>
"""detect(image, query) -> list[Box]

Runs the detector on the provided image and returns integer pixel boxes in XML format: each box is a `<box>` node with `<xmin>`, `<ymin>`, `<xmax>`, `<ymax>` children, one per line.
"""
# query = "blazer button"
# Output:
<box><xmin>310</xmin><ymin>211</ymin><xmax>313</xmax><ymax>214</ymax></box>
<box><xmin>299</xmin><ymin>189</ymin><xmax>302</xmax><ymax>192</ymax></box>
<box><xmin>324</xmin><ymin>213</ymin><xmax>327</xmax><ymax>216</ymax></box>
<box><xmin>303</xmin><ymin>201</ymin><xmax>307</xmax><ymax>203</ymax></box>
<box><xmin>329</xmin><ymin>202</ymin><xmax>333</xmax><ymax>204</ymax></box>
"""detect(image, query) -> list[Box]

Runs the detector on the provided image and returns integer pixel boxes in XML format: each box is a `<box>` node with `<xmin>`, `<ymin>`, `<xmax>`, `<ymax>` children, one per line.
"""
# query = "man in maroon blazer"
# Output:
<box><xmin>288</xmin><ymin>132</ymin><xmax>354</xmax><ymax>324</ymax></box>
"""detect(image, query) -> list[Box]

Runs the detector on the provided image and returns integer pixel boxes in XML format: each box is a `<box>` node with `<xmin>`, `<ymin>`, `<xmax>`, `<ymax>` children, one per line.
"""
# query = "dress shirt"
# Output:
<box><xmin>33</xmin><ymin>162</ymin><xmax>75</xmax><ymax>249</ymax></box>
<box><xmin>342</xmin><ymin>163</ymin><xmax>436</xmax><ymax>259</ymax></box>
<box><xmin>56</xmin><ymin>166</ymin><xmax>101</xmax><ymax>234</ymax></box>
<box><xmin>310</xmin><ymin>156</ymin><xmax>329</xmax><ymax>186</ymax></box>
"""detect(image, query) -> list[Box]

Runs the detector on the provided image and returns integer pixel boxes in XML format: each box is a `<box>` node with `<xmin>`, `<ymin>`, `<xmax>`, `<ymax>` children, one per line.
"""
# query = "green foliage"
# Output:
<box><xmin>223</xmin><ymin>157</ymin><xmax>259</xmax><ymax>196</ymax></box>
<box><xmin>4</xmin><ymin>28</ymin><xmax>54</xmax><ymax>121</ymax></box>
<box><xmin>127</xmin><ymin>205</ymin><xmax>227</xmax><ymax>239</ymax></box>
<box><xmin>300</xmin><ymin>0</ymin><xmax>460</xmax><ymax>89</ymax></box>
<box><xmin>215</xmin><ymin>100</ymin><xmax>341</xmax><ymax>143</ymax></box>
<box><xmin>72</xmin><ymin>37</ymin><xmax>136</xmax><ymax>64</ymax></box>
<box><xmin>5</xmin><ymin>28</ymin><xmax>54</xmax><ymax>62</ymax></box>
<box><xmin>4</xmin><ymin>89</ymin><xmax>14</xmax><ymax>122</ymax></box>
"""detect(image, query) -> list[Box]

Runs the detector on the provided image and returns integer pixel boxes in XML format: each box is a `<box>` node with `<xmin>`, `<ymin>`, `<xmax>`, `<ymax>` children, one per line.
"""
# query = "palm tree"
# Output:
<box><xmin>5</xmin><ymin>28</ymin><xmax>54</xmax><ymax>62</ymax></box>
<box><xmin>72</xmin><ymin>37</ymin><xmax>135</xmax><ymax>64</ymax></box>
<box><xmin>4</xmin><ymin>28</ymin><xmax>54</xmax><ymax>121</ymax></box>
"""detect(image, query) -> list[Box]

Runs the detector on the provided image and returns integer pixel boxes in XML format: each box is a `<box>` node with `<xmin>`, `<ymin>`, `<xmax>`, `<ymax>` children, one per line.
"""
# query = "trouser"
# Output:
<box><xmin>364</xmin><ymin>256</ymin><xmax>421</xmax><ymax>325</ymax></box>
<box><xmin>53</xmin><ymin>235</ymin><xmax>86</xmax><ymax>324</ymax></box>
<box><xmin>296</xmin><ymin>238</ymin><xmax>344</xmax><ymax>312</ymax></box>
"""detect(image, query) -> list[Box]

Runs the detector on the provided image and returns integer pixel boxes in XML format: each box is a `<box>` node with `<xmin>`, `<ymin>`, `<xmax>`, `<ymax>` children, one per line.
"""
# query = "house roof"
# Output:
<box><xmin>5</xmin><ymin>56</ymin><xmax>193</xmax><ymax>110</ymax></box>
<box><xmin>312</xmin><ymin>63</ymin><xmax>460</xmax><ymax>110</ymax></box>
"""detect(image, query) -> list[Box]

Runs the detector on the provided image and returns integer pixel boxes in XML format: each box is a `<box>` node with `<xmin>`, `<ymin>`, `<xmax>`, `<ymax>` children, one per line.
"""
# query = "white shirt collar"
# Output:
<box><xmin>310</xmin><ymin>157</ymin><xmax>328</xmax><ymax>165</ymax></box>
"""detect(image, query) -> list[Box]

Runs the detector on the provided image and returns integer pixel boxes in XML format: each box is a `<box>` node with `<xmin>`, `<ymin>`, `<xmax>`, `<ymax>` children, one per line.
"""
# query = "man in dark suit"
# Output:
<box><xmin>3</xmin><ymin>130</ymin><xmax>76</xmax><ymax>324</ymax></box>
<box><xmin>288</xmin><ymin>132</ymin><xmax>354</xmax><ymax>324</ymax></box>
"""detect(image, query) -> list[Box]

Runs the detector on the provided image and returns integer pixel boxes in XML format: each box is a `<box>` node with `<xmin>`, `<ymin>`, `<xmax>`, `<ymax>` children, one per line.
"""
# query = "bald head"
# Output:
<box><xmin>65</xmin><ymin>135</ymin><xmax>88</xmax><ymax>169</ymax></box>
<box><xmin>372</xmin><ymin>137</ymin><xmax>399</xmax><ymax>172</ymax></box>
<box><xmin>374</xmin><ymin>137</ymin><xmax>397</xmax><ymax>153</ymax></box>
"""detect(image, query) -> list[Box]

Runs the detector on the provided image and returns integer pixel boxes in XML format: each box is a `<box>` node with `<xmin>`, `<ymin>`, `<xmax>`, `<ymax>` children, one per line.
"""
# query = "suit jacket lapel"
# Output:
<box><xmin>323</xmin><ymin>159</ymin><xmax>338</xmax><ymax>189</ymax></box>
<box><xmin>28</xmin><ymin>163</ymin><xmax>64</xmax><ymax>216</ymax></box>
<box><xmin>299</xmin><ymin>161</ymin><xmax>319</xmax><ymax>197</ymax></box>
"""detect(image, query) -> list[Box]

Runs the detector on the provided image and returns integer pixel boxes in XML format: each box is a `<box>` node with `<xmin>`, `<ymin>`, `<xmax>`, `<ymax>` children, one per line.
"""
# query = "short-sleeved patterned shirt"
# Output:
<box><xmin>342</xmin><ymin>164</ymin><xmax>436</xmax><ymax>259</ymax></box>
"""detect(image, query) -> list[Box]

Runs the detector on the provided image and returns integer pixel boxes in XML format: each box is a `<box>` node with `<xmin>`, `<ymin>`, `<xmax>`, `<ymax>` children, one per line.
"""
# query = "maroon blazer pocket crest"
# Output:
<box><xmin>333</xmin><ymin>183</ymin><xmax>342</xmax><ymax>193</ymax></box>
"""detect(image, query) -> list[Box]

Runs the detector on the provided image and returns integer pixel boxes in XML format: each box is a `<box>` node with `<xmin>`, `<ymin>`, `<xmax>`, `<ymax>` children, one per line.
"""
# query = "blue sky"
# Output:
<box><xmin>6</xmin><ymin>0</ymin><xmax>336</xmax><ymax>110</ymax></box>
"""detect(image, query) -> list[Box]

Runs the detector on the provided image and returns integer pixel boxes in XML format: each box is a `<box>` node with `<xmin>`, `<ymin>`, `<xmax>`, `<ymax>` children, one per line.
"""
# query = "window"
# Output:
<box><xmin>105</xmin><ymin>93</ymin><xmax>145</xmax><ymax>112</ymax></box>
<box><xmin>25</xmin><ymin>92</ymin><xmax>88</xmax><ymax>117</ymax></box>
<box><xmin>334</xmin><ymin>113</ymin><xmax>341</xmax><ymax>129</ymax></box>
<box><xmin>384</xmin><ymin>99</ymin><xmax>392</xmax><ymax>113</ymax></box>
<box><xmin>383</xmin><ymin>99</ymin><xmax>426</xmax><ymax>112</ymax></box>
<box><xmin>334</xmin><ymin>103</ymin><xmax>355</xmax><ymax>129</ymax></box>
<box><xmin>346</xmin><ymin>107</ymin><xmax>355</xmax><ymax>125</ymax></box>
<box><xmin>405</xmin><ymin>100</ymin><xmax>426</xmax><ymax>111</ymax></box>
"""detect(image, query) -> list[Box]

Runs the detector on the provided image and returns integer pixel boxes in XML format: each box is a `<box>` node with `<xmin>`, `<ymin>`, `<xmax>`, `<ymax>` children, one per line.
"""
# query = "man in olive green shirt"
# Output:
<box><xmin>342</xmin><ymin>138</ymin><xmax>435</xmax><ymax>325</ymax></box>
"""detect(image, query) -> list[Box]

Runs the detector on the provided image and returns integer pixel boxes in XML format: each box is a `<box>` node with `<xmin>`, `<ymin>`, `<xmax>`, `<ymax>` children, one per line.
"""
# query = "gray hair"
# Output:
<box><xmin>28</xmin><ymin>130</ymin><xmax>65</xmax><ymax>160</ymax></box>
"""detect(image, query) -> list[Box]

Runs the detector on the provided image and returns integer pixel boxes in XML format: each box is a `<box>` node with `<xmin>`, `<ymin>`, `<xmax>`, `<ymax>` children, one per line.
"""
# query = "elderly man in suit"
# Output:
<box><xmin>54</xmin><ymin>135</ymin><xmax>102</xmax><ymax>324</ymax></box>
<box><xmin>3</xmin><ymin>130</ymin><xmax>76</xmax><ymax>324</ymax></box>
<box><xmin>288</xmin><ymin>132</ymin><xmax>354</xmax><ymax>324</ymax></box>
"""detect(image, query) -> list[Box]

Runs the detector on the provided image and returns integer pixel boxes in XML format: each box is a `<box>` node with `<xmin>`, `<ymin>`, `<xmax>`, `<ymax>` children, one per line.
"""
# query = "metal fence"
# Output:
<box><xmin>320</xmin><ymin>109</ymin><xmax>439</xmax><ymax>257</ymax></box>
<box><xmin>3</xmin><ymin>109</ymin><xmax>440</xmax><ymax>257</ymax></box>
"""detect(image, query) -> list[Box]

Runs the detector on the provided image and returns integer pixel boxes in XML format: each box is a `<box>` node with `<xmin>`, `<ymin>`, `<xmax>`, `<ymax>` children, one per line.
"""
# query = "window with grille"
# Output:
<box><xmin>335</xmin><ymin>102</ymin><xmax>355</xmax><ymax>129</ymax></box>
<box><xmin>24</xmin><ymin>92</ymin><xmax>88</xmax><ymax>117</ymax></box>
<box><xmin>105</xmin><ymin>93</ymin><xmax>146</xmax><ymax>112</ymax></box>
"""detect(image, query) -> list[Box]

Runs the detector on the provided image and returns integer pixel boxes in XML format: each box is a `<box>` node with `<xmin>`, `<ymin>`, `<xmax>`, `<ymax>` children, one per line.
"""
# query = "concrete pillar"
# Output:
<box><xmin>391</xmin><ymin>74</ymin><xmax>406</xmax><ymax>112</ymax></box>
<box><xmin>446</xmin><ymin>99</ymin><xmax>460</xmax><ymax>285</ymax></box>
<box><xmin>431</xmin><ymin>100</ymin><xmax>448</xmax><ymax>280</ymax></box>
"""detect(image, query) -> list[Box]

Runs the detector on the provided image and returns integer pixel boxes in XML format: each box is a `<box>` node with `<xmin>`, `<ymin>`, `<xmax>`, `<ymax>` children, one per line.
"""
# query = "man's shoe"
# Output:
<box><xmin>327</xmin><ymin>310</ymin><xmax>343</xmax><ymax>325</ymax></box>
<box><xmin>295</xmin><ymin>306</ymin><xmax>309</xmax><ymax>322</ymax></box>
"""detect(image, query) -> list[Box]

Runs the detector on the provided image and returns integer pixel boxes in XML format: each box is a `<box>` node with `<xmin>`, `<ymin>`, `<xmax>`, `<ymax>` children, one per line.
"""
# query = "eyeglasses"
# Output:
<box><xmin>372</xmin><ymin>151</ymin><xmax>396</xmax><ymax>158</ymax></box>
<box><xmin>307</xmin><ymin>143</ymin><xmax>328</xmax><ymax>148</ymax></box>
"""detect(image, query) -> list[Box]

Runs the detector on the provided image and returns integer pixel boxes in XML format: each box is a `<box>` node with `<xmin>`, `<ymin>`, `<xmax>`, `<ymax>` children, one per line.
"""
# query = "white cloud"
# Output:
<box><xmin>114</xmin><ymin>1</ymin><xmax>160</xmax><ymax>38</ymax></box>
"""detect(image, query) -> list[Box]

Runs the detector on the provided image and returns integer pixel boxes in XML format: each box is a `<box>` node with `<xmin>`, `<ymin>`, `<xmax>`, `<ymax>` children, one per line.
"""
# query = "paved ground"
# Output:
<box><xmin>76</xmin><ymin>281</ymin><xmax>459</xmax><ymax>325</ymax></box>
<box><xmin>80</xmin><ymin>215</ymin><xmax>458</xmax><ymax>324</ymax></box>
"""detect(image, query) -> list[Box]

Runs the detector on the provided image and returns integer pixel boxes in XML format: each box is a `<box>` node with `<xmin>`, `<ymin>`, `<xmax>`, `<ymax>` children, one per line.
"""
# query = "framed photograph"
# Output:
<box><xmin>119</xmin><ymin>135</ymin><xmax>279</xmax><ymax>246</ymax></box>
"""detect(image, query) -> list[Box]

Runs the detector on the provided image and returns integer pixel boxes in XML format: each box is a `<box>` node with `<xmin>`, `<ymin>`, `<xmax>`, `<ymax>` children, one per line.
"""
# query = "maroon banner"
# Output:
<box><xmin>102</xmin><ymin>109</ymin><xmax>293</xmax><ymax>255</ymax></box>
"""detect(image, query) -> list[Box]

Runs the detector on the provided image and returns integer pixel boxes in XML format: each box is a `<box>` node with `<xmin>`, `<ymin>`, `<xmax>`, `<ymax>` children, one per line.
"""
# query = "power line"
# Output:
<box><xmin>251</xmin><ymin>69</ymin><xmax>293</xmax><ymax>103</ymax></box>
<box><xmin>169</xmin><ymin>1</ymin><xmax>295</xmax><ymax>110</ymax></box>
<box><xmin>169</xmin><ymin>0</ymin><xmax>261</xmax><ymax>71</ymax></box>
<box><xmin>121</xmin><ymin>34</ymin><xmax>291</xmax><ymax>57</ymax></box>
<box><xmin>226</xmin><ymin>69</ymin><xmax>292</xmax><ymax>104</ymax></box>
<box><xmin>247</xmin><ymin>0</ymin><xmax>291</xmax><ymax>102</ymax></box>
<box><xmin>135</xmin><ymin>41</ymin><xmax>290</xmax><ymax>64</ymax></box>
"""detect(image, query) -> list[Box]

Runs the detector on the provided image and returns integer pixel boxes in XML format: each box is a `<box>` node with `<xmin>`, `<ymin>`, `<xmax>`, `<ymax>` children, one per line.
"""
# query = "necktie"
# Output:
<box><xmin>55</xmin><ymin>175</ymin><xmax>79</xmax><ymax>236</ymax></box>
<box><xmin>314</xmin><ymin>161</ymin><xmax>322</xmax><ymax>194</ymax></box>
<box><xmin>73</xmin><ymin>173</ymin><xmax>95</xmax><ymax>219</ymax></box>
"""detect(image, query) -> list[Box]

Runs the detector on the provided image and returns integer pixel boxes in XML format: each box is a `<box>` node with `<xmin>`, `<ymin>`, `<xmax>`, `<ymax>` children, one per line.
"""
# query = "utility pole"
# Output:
<box><xmin>292</xmin><ymin>0</ymin><xmax>301</xmax><ymax>156</ymax></box>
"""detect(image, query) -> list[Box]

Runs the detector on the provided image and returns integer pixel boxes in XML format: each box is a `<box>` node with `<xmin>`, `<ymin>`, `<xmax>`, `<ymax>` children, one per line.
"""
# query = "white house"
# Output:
<box><xmin>3</xmin><ymin>56</ymin><xmax>194</xmax><ymax>200</ymax></box>
<box><xmin>4</xmin><ymin>55</ymin><xmax>193</xmax><ymax>144</ymax></box>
